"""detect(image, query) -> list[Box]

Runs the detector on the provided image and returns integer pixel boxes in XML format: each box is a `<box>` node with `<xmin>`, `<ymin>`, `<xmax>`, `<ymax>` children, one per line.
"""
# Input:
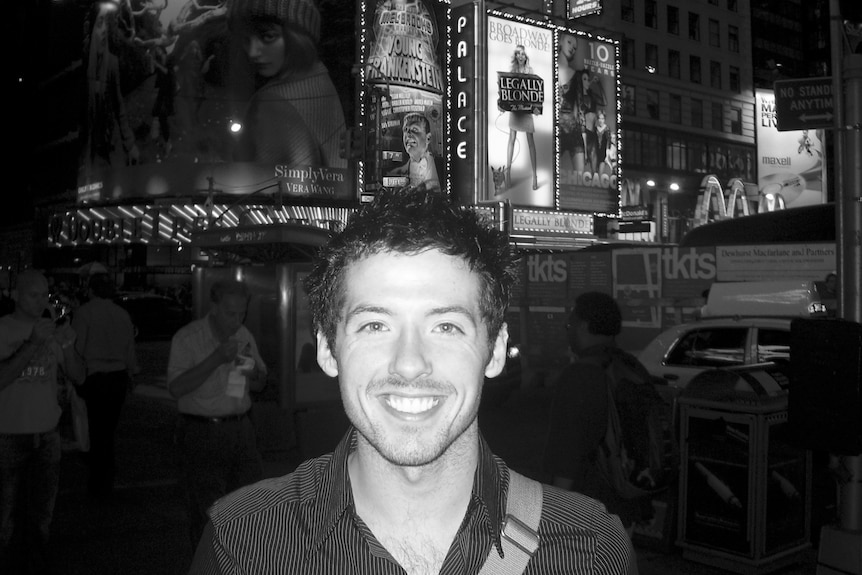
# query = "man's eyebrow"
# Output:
<box><xmin>345</xmin><ymin>305</ymin><xmax>390</xmax><ymax>320</ymax></box>
<box><xmin>429</xmin><ymin>306</ymin><xmax>478</xmax><ymax>325</ymax></box>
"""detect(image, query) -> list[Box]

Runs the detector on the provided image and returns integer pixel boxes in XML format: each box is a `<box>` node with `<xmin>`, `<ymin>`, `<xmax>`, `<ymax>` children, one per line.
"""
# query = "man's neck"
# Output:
<box><xmin>348</xmin><ymin>429</ymin><xmax>478</xmax><ymax>574</ymax></box>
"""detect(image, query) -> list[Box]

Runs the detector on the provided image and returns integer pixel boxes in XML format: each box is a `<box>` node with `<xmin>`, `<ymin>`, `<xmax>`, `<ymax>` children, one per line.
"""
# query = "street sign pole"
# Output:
<box><xmin>815</xmin><ymin>3</ymin><xmax>862</xmax><ymax>574</ymax></box>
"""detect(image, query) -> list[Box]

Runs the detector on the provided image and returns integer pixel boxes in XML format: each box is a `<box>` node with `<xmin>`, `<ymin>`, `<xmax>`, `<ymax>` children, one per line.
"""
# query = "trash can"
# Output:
<box><xmin>676</xmin><ymin>364</ymin><xmax>811</xmax><ymax>574</ymax></box>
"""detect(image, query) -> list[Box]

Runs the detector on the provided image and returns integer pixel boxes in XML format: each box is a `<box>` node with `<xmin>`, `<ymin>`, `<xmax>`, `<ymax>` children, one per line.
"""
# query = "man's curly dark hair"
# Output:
<box><xmin>303</xmin><ymin>189</ymin><xmax>517</xmax><ymax>352</ymax></box>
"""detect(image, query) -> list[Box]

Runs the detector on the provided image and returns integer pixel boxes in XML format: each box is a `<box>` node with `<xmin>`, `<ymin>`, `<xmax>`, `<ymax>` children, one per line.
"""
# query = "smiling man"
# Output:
<box><xmin>188</xmin><ymin>189</ymin><xmax>635</xmax><ymax>575</ymax></box>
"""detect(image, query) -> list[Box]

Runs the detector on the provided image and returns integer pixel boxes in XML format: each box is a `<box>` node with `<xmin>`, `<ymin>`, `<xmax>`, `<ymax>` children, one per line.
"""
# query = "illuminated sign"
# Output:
<box><xmin>511</xmin><ymin>208</ymin><xmax>593</xmax><ymax>236</ymax></box>
<box><xmin>557</xmin><ymin>29</ymin><xmax>619</xmax><ymax>215</ymax></box>
<box><xmin>45</xmin><ymin>204</ymin><xmax>351</xmax><ymax>247</ymax></box>
<box><xmin>568</xmin><ymin>0</ymin><xmax>602</xmax><ymax>18</ymax></box>
<box><xmin>452</xmin><ymin>3</ymin><xmax>477</xmax><ymax>204</ymax></box>
<box><xmin>485</xmin><ymin>14</ymin><xmax>554</xmax><ymax>207</ymax></box>
<box><xmin>77</xmin><ymin>2</ymin><xmax>356</xmax><ymax>203</ymax></box>
<box><xmin>366</xmin><ymin>0</ymin><xmax>448</xmax><ymax>194</ymax></box>
<box><xmin>756</xmin><ymin>89</ymin><xmax>826</xmax><ymax>208</ymax></box>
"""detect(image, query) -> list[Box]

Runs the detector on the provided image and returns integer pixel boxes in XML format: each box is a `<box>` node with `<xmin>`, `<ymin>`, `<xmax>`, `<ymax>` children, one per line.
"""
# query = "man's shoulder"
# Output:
<box><xmin>170</xmin><ymin>317</ymin><xmax>207</xmax><ymax>345</ymax></box>
<box><xmin>540</xmin><ymin>483</ymin><xmax>626</xmax><ymax>534</ymax></box>
<box><xmin>209</xmin><ymin>454</ymin><xmax>335</xmax><ymax>529</ymax></box>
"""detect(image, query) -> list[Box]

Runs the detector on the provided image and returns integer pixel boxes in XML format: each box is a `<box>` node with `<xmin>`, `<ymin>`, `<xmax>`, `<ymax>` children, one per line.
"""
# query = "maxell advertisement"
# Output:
<box><xmin>557</xmin><ymin>31</ymin><xmax>619</xmax><ymax>214</ymax></box>
<box><xmin>485</xmin><ymin>15</ymin><xmax>554</xmax><ymax>207</ymax></box>
<box><xmin>368</xmin><ymin>0</ymin><xmax>447</xmax><ymax>195</ymax></box>
<box><xmin>77</xmin><ymin>0</ymin><xmax>356</xmax><ymax>203</ymax></box>
<box><xmin>756</xmin><ymin>89</ymin><xmax>827</xmax><ymax>208</ymax></box>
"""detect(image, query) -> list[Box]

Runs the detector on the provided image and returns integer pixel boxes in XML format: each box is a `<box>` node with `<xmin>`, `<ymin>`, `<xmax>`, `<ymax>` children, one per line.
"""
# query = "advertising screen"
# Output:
<box><xmin>367</xmin><ymin>0</ymin><xmax>447</xmax><ymax>195</ymax></box>
<box><xmin>77</xmin><ymin>0</ymin><xmax>356</xmax><ymax>204</ymax></box>
<box><xmin>755</xmin><ymin>89</ymin><xmax>827</xmax><ymax>208</ymax></box>
<box><xmin>485</xmin><ymin>15</ymin><xmax>554</xmax><ymax>207</ymax></box>
<box><xmin>557</xmin><ymin>31</ymin><xmax>619</xmax><ymax>214</ymax></box>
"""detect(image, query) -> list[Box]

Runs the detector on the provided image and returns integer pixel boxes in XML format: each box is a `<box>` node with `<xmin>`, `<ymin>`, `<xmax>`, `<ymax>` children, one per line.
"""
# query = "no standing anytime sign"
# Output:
<box><xmin>773</xmin><ymin>77</ymin><xmax>834</xmax><ymax>131</ymax></box>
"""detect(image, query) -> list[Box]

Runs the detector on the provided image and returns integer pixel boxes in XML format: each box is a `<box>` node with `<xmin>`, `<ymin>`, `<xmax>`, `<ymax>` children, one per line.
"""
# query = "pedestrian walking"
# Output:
<box><xmin>71</xmin><ymin>273</ymin><xmax>138</xmax><ymax>499</ymax></box>
<box><xmin>167</xmin><ymin>279</ymin><xmax>267</xmax><ymax>549</ymax></box>
<box><xmin>188</xmin><ymin>189</ymin><xmax>636</xmax><ymax>574</ymax></box>
<box><xmin>543</xmin><ymin>291</ymin><xmax>661</xmax><ymax>535</ymax></box>
<box><xmin>0</xmin><ymin>270</ymin><xmax>85</xmax><ymax>574</ymax></box>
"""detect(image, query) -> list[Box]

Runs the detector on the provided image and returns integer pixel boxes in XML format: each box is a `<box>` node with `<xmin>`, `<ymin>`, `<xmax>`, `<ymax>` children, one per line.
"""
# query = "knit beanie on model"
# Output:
<box><xmin>229</xmin><ymin>0</ymin><xmax>321</xmax><ymax>43</ymax></box>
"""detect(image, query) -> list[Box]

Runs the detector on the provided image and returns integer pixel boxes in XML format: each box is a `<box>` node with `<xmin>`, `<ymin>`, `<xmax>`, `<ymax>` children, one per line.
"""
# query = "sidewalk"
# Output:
<box><xmin>47</xmin><ymin>373</ymin><xmax>819</xmax><ymax>574</ymax></box>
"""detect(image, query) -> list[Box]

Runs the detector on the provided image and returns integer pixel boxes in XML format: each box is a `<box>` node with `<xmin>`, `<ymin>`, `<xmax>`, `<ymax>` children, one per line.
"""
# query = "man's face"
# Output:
<box><xmin>14</xmin><ymin>274</ymin><xmax>50</xmax><ymax>321</ymax></box>
<box><xmin>317</xmin><ymin>249</ymin><xmax>507</xmax><ymax>466</ymax></box>
<box><xmin>210</xmin><ymin>293</ymin><xmax>248</xmax><ymax>338</ymax></box>
<box><xmin>402</xmin><ymin>121</ymin><xmax>431</xmax><ymax>161</ymax></box>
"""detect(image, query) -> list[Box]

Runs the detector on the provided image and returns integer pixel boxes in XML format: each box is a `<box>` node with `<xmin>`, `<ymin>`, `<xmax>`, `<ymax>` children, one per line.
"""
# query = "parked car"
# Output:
<box><xmin>113</xmin><ymin>292</ymin><xmax>192</xmax><ymax>340</ymax></box>
<box><xmin>638</xmin><ymin>280</ymin><xmax>825</xmax><ymax>389</ymax></box>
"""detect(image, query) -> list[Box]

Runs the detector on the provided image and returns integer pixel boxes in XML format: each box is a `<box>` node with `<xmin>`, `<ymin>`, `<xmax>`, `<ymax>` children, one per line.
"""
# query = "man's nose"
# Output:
<box><xmin>389</xmin><ymin>328</ymin><xmax>431</xmax><ymax>381</ymax></box>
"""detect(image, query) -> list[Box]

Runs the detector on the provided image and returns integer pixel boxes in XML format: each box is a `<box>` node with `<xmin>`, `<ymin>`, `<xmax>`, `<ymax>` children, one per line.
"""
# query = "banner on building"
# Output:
<box><xmin>557</xmin><ymin>30</ymin><xmax>619</xmax><ymax>214</ymax></box>
<box><xmin>485</xmin><ymin>14</ymin><xmax>554</xmax><ymax>207</ymax></box>
<box><xmin>755</xmin><ymin>89</ymin><xmax>827</xmax><ymax>208</ymax></box>
<box><xmin>77</xmin><ymin>1</ymin><xmax>356</xmax><ymax>203</ymax></box>
<box><xmin>366</xmin><ymin>0</ymin><xmax>447</xmax><ymax>195</ymax></box>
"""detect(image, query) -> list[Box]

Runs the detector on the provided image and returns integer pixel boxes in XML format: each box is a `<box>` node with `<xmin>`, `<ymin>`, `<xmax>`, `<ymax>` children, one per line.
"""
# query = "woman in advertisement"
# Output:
<box><xmin>506</xmin><ymin>45</ymin><xmax>539</xmax><ymax>191</ymax></box>
<box><xmin>574</xmin><ymin>68</ymin><xmax>606</xmax><ymax>174</ymax></box>
<box><xmin>228</xmin><ymin>0</ymin><xmax>346</xmax><ymax>168</ymax></box>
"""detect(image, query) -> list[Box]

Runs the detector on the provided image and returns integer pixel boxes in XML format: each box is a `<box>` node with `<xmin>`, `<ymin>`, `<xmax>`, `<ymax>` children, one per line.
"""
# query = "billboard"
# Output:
<box><xmin>366</xmin><ymin>0</ymin><xmax>448</xmax><ymax>195</ymax></box>
<box><xmin>77</xmin><ymin>0</ymin><xmax>356</xmax><ymax>203</ymax></box>
<box><xmin>557</xmin><ymin>31</ymin><xmax>619</xmax><ymax>214</ymax></box>
<box><xmin>755</xmin><ymin>89</ymin><xmax>827</xmax><ymax>208</ymax></box>
<box><xmin>485</xmin><ymin>15</ymin><xmax>555</xmax><ymax>207</ymax></box>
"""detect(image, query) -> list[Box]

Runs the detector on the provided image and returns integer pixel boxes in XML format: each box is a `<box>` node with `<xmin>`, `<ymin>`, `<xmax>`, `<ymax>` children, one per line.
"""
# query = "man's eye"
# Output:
<box><xmin>359</xmin><ymin>321</ymin><xmax>386</xmax><ymax>333</ymax></box>
<box><xmin>436</xmin><ymin>323</ymin><xmax>464</xmax><ymax>335</ymax></box>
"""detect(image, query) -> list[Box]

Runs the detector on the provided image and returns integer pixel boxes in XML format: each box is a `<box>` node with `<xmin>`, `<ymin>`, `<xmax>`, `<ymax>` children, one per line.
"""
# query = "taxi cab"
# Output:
<box><xmin>638</xmin><ymin>280</ymin><xmax>826</xmax><ymax>389</ymax></box>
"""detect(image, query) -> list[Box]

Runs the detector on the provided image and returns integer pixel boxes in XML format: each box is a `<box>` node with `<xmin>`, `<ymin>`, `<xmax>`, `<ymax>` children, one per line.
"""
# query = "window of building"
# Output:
<box><xmin>622</xmin><ymin>37</ymin><xmax>636</xmax><ymax>67</ymax></box>
<box><xmin>667</xmin><ymin>49</ymin><xmax>681</xmax><ymax>79</ymax></box>
<box><xmin>690</xmin><ymin>55</ymin><xmax>702</xmax><ymax>83</ymax></box>
<box><xmin>667</xmin><ymin>6</ymin><xmax>680</xmax><ymax>34</ymax></box>
<box><xmin>643</xmin><ymin>132</ymin><xmax>662</xmax><ymax>166</ymax></box>
<box><xmin>670</xmin><ymin>94</ymin><xmax>682</xmax><ymax>124</ymax></box>
<box><xmin>727</xmin><ymin>0</ymin><xmax>738</xmax><ymax>11</ymax></box>
<box><xmin>712</xmin><ymin>102</ymin><xmax>723</xmax><ymax>131</ymax></box>
<box><xmin>646</xmin><ymin>43</ymin><xmax>659</xmax><ymax>73</ymax></box>
<box><xmin>646</xmin><ymin>89</ymin><xmax>660</xmax><ymax>119</ymax></box>
<box><xmin>729</xmin><ymin>66</ymin><xmax>740</xmax><ymax>92</ymax></box>
<box><xmin>691</xmin><ymin>98</ymin><xmax>703</xmax><ymax>128</ymax></box>
<box><xmin>622</xmin><ymin>84</ymin><xmax>636</xmax><ymax>115</ymax></box>
<box><xmin>624</xmin><ymin>129</ymin><xmax>642</xmax><ymax>165</ymax></box>
<box><xmin>621</xmin><ymin>0</ymin><xmax>634</xmax><ymax>22</ymax></box>
<box><xmin>709</xmin><ymin>19</ymin><xmax>720</xmax><ymax>47</ymax></box>
<box><xmin>667</xmin><ymin>139</ymin><xmax>686</xmax><ymax>169</ymax></box>
<box><xmin>645</xmin><ymin>0</ymin><xmax>658</xmax><ymax>28</ymax></box>
<box><xmin>728</xmin><ymin>24</ymin><xmax>739</xmax><ymax>52</ymax></box>
<box><xmin>710</xmin><ymin>60</ymin><xmax>722</xmax><ymax>89</ymax></box>
<box><xmin>688</xmin><ymin>12</ymin><xmax>700</xmax><ymax>41</ymax></box>
<box><xmin>707</xmin><ymin>0</ymin><xmax>719</xmax><ymax>6</ymax></box>
<box><xmin>730</xmin><ymin>106</ymin><xmax>742</xmax><ymax>134</ymax></box>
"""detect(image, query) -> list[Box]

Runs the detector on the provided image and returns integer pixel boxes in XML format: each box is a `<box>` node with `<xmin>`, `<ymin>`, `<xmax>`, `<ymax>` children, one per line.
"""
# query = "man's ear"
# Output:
<box><xmin>316</xmin><ymin>331</ymin><xmax>339</xmax><ymax>377</ymax></box>
<box><xmin>484</xmin><ymin>323</ymin><xmax>509</xmax><ymax>379</ymax></box>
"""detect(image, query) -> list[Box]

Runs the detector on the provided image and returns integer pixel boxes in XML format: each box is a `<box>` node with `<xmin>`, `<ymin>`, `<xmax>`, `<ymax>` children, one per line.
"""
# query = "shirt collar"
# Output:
<box><xmin>311</xmin><ymin>427</ymin><xmax>509</xmax><ymax>556</ymax></box>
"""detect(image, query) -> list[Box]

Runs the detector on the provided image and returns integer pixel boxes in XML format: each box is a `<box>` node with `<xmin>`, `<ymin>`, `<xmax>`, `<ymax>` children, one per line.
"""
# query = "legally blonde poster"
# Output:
<box><xmin>557</xmin><ymin>31</ymin><xmax>619</xmax><ymax>214</ymax></box>
<box><xmin>485</xmin><ymin>15</ymin><xmax>554</xmax><ymax>207</ymax></box>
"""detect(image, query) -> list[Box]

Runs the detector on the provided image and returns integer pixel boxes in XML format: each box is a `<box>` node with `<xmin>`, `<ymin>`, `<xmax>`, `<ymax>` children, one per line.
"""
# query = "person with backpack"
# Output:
<box><xmin>543</xmin><ymin>291</ymin><xmax>667</xmax><ymax>535</ymax></box>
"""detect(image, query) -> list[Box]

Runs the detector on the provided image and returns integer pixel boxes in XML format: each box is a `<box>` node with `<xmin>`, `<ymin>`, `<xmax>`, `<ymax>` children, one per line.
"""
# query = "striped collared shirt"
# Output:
<box><xmin>189</xmin><ymin>428</ymin><xmax>635</xmax><ymax>574</ymax></box>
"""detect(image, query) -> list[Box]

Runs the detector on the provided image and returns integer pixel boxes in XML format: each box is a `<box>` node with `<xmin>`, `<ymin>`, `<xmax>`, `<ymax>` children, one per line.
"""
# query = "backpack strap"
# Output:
<box><xmin>479</xmin><ymin>469</ymin><xmax>543</xmax><ymax>575</ymax></box>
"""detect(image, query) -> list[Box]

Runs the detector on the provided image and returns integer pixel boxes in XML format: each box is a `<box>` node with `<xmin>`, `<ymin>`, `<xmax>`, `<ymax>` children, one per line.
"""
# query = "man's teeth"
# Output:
<box><xmin>386</xmin><ymin>396</ymin><xmax>439</xmax><ymax>414</ymax></box>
